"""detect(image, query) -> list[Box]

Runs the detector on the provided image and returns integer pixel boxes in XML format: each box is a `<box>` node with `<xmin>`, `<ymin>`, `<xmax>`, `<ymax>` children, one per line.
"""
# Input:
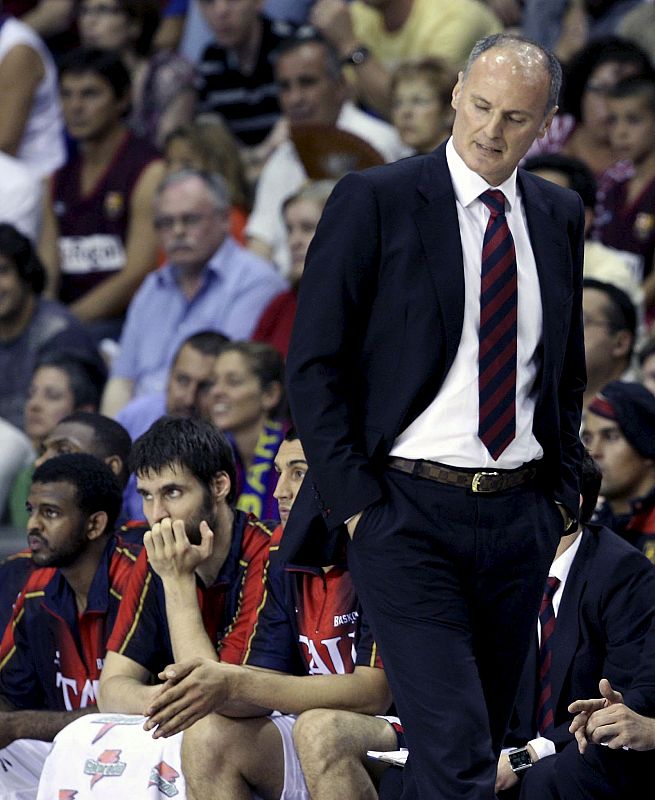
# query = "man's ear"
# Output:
<box><xmin>611</xmin><ymin>330</ymin><xmax>633</xmax><ymax>360</ymax></box>
<box><xmin>86</xmin><ymin>510</ymin><xmax>109</xmax><ymax>541</ymax></box>
<box><xmin>451</xmin><ymin>71</ymin><xmax>464</xmax><ymax>111</ymax></box>
<box><xmin>104</xmin><ymin>454</ymin><xmax>123</xmax><ymax>478</ymax></box>
<box><xmin>211</xmin><ymin>471</ymin><xmax>232</xmax><ymax>503</ymax></box>
<box><xmin>536</xmin><ymin>105</ymin><xmax>558</xmax><ymax>140</ymax></box>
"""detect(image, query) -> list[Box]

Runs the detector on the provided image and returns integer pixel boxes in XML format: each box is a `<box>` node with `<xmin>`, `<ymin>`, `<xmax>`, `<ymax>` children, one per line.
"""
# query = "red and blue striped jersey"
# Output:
<box><xmin>0</xmin><ymin>536</ymin><xmax>141</xmax><ymax>711</ymax></box>
<box><xmin>243</xmin><ymin>539</ymin><xmax>382</xmax><ymax>675</ymax></box>
<box><xmin>107</xmin><ymin>511</ymin><xmax>272</xmax><ymax>671</ymax></box>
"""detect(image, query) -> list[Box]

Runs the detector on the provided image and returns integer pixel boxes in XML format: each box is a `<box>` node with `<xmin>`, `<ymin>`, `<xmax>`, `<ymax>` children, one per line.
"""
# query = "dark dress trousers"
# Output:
<box><xmin>286</xmin><ymin>142</ymin><xmax>587</xmax><ymax>799</ymax></box>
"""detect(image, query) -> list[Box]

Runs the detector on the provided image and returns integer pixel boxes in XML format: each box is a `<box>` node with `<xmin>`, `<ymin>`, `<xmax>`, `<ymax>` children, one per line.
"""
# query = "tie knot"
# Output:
<box><xmin>544</xmin><ymin>575</ymin><xmax>560</xmax><ymax>600</ymax></box>
<box><xmin>480</xmin><ymin>189</ymin><xmax>506</xmax><ymax>217</ymax></box>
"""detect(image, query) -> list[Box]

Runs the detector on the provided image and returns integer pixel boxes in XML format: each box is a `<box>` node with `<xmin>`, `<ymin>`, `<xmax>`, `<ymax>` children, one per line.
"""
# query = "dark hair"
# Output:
<box><xmin>580</xmin><ymin>450</ymin><xmax>602</xmax><ymax>525</ymax></box>
<box><xmin>115</xmin><ymin>0</ymin><xmax>160</xmax><ymax>56</ymax></box>
<box><xmin>275</xmin><ymin>28</ymin><xmax>342</xmax><ymax>81</ymax></box>
<box><xmin>283</xmin><ymin>426</ymin><xmax>299</xmax><ymax>443</ymax></box>
<box><xmin>32</xmin><ymin>452</ymin><xmax>123</xmax><ymax>532</ymax></box>
<box><xmin>562</xmin><ymin>37</ymin><xmax>654</xmax><ymax>122</ymax></box>
<box><xmin>57</xmin><ymin>411</ymin><xmax>132</xmax><ymax>487</ymax></box>
<box><xmin>608</xmin><ymin>74</ymin><xmax>655</xmax><ymax>116</ymax></box>
<box><xmin>33</xmin><ymin>354</ymin><xmax>107</xmax><ymax>410</ymax></box>
<box><xmin>218</xmin><ymin>341</ymin><xmax>286</xmax><ymax>419</ymax></box>
<box><xmin>129</xmin><ymin>416</ymin><xmax>237</xmax><ymax>505</ymax></box>
<box><xmin>0</xmin><ymin>223</ymin><xmax>46</xmax><ymax>294</ymax></box>
<box><xmin>465</xmin><ymin>33</ymin><xmax>562</xmax><ymax>115</ymax></box>
<box><xmin>583</xmin><ymin>278</ymin><xmax>637</xmax><ymax>345</ymax></box>
<box><xmin>58</xmin><ymin>47</ymin><xmax>131</xmax><ymax>99</ymax></box>
<box><xmin>523</xmin><ymin>153</ymin><xmax>597</xmax><ymax>209</ymax></box>
<box><xmin>172</xmin><ymin>330</ymin><xmax>229</xmax><ymax>364</ymax></box>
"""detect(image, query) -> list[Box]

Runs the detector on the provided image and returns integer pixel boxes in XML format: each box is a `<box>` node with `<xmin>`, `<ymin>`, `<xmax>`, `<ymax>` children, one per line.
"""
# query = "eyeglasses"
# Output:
<box><xmin>153</xmin><ymin>212</ymin><xmax>219</xmax><ymax>232</ymax></box>
<box><xmin>79</xmin><ymin>4</ymin><xmax>127</xmax><ymax>17</ymax></box>
<box><xmin>583</xmin><ymin>315</ymin><xmax>613</xmax><ymax>330</ymax></box>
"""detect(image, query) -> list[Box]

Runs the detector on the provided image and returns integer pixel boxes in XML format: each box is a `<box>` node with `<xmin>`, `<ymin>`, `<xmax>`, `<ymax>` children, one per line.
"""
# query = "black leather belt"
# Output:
<box><xmin>387</xmin><ymin>456</ymin><xmax>538</xmax><ymax>493</ymax></box>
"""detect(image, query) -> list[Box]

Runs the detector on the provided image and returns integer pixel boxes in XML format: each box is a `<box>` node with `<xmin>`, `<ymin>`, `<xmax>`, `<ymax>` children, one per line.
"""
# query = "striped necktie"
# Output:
<box><xmin>536</xmin><ymin>575</ymin><xmax>561</xmax><ymax>736</ymax></box>
<box><xmin>478</xmin><ymin>189</ymin><xmax>517</xmax><ymax>460</ymax></box>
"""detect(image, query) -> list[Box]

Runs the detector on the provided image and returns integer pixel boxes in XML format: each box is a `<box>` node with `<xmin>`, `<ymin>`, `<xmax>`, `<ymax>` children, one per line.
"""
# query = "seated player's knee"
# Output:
<box><xmin>182</xmin><ymin>714</ymin><xmax>240</xmax><ymax>774</ymax></box>
<box><xmin>293</xmin><ymin>708</ymin><xmax>349</xmax><ymax>769</ymax></box>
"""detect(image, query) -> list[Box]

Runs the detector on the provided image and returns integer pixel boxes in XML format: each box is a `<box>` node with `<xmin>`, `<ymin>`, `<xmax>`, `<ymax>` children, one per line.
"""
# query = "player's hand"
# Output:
<box><xmin>494</xmin><ymin>753</ymin><xmax>519</xmax><ymax>792</ymax></box>
<box><xmin>143</xmin><ymin>658</ymin><xmax>235</xmax><ymax>738</ymax></box>
<box><xmin>144</xmin><ymin>519</ymin><xmax>213</xmax><ymax>582</ymax></box>
<box><xmin>569</xmin><ymin>678</ymin><xmax>623</xmax><ymax>752</ymax></box>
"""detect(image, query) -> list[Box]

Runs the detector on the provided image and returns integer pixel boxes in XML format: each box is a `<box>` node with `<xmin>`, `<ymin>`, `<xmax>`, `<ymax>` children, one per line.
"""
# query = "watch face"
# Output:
<box><xmin>508</xmin><ymin>748</ymin><xmax>532</xmax><ymax>772</ymax></box>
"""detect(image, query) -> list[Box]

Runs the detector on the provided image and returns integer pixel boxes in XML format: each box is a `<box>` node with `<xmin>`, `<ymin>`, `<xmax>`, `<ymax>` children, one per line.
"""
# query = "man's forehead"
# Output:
<box><xmin>275</xmin><ymin>439</ymin><xmax>307</xmax><ymax>465</ymax></box>
<box><xmin>29</xmin><ymin>480</ymin><xmax>77</xmax><ymax>504</ymax></box>
<box><xmin>136</xmin><ymin>462</ymin><xmax>197</xmax><ymax>487</ymax></box>
<box><xmin>584</xmin><ymin>414</ymin><xmax>622</xmax><ymax>433</ymax></box>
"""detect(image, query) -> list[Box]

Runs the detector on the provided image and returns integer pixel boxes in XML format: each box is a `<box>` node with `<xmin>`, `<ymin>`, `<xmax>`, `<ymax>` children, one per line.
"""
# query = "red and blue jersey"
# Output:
<box><xmin>0</xmin><ymin>536</ymin><xmax>140</xmax><ymax>711</ymax></box>
<box><xmin>107</xmin><ymin>511</ymin><xmax>272</xmax><ymax>671</ymax></box>
<box><xmin>243</xmin><ymin>534</ymin><xmax>382</xmax><ymax>675</ymax></box>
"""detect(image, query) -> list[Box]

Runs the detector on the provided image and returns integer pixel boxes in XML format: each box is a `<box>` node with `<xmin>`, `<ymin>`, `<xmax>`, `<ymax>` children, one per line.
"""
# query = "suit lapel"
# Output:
<box><xmin>550</xmin><ymin>530</ymin><xmax>591</xmax><ymax>708</ymax></box>
<box><xmin>413</xmin><ymin>147</ymin><xmax>465</xmax><ymax>377</ymax></box>
<box><xmin>519</xmin><ymin>171</ymin><xmax>574</xmax><ymax>383</ymax></box>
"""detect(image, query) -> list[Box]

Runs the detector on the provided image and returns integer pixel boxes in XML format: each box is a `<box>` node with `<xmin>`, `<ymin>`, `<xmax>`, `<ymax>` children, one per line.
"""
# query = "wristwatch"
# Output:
<box><xmin>508</xmin><ymin>747</ymin><xmax>533</xmax><ymax>774</ymax></box>
<box><xmin>341</xmin><ymin>46</ymin><xmax>370</xmax><ymax>67</ymax></box>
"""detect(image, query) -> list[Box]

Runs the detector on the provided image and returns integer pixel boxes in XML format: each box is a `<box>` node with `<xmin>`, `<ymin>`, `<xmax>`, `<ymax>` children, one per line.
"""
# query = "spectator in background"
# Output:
<box><xmin>524</xmin><ymin>36</ymin><xmax>654</xmax><ymax>178</ymax></box>
<box><xmin>207</xmin><ymin>341</ymin><xmax>286</xmax><ymax>522</ymax></box>
<box><xmin>390</xmin><ymin>57</ymin><xmax>457</xmax><ymax>155</ymax></box>
<box><xmin>39</xmin><ymin>48</ymin><xmax>165</xmax><ymax>342</ymax></box>
<box><xmin>8</xmin><ymin>352</ymin><xmax>107</xmax><ymax>528</ymax></box>
<box><xmin>583</xmin><ymin>381</ymin><xmax>655</xmax><ymax>564</ymax></box>
<box><xmin>593</xmin><ymin>75</ymin><xmax>655</xmax><ymax>310</ymax></box>
<box><xmin>0</xmin><ymin>419</ymin><xmax>33</xmax><ymax>524</ymax></box>
<box><xmin>0</xmin><ymin>9</ymin><xmax>65</xmax><ymax>179</ymax></box>
<box><xmin>101</xmin><ymin>170</ymin><xmax>286</xmax><ymax>415</ymax></box>
<box><xmin>253</xmin><ymin>180</ymin><xmax>334</xmax><ymax>359</ymax></box>
<box><xmin>116</xmin><ymin>329</ymin><xmax>228</xmax><ymax>520</ymax></box>
<box><xmin>196</xmin><ymin>0</ymin><xmax>293</xmax><ymax>148</ymax></box>
<box><xmin>581</xmin><ymin>278</ymin><xmax>638</xmax><ymax>408</ymax></box>
<box><xmin>0</xmin><ymin>224</ymin><xmax>100</xmax><ymax>431</ymax></box>
<box><xmin>77</xmin><ymin>0</ymin><xmax>196</xmax><ymax>148</ymax></box>
<box><xmin>163</xmin><ymin>115</ymin><xmax>252</xmax><ymax>244</ymax></box>
<box><xmin>310</xmin><ymin>0</ymin><xmax>501</xmax><ymax>116</ymax></box>
<box><xmin>245</xmin><ymin>32</ymin><xmax>407</xmax><ymax>272</ymax></box>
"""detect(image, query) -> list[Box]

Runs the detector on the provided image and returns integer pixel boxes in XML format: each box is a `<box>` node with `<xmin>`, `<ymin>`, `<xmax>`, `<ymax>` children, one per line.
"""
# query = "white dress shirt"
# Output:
<box><xmin>391</xmin><ymin>138</ymin><xmax>544</xmax><ymax>469</ymax></box>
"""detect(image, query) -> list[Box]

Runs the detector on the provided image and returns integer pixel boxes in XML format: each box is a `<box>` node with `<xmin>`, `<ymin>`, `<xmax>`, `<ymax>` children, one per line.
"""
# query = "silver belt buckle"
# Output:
<box><xmin>471</xmin><ymin>471</ymin><xmax>500</xmax><ymax>493</ymax></box>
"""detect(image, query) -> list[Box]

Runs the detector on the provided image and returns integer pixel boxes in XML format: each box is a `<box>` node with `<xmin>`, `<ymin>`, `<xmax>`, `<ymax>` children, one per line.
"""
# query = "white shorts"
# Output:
<box><xmin>262</xmin><ymin>713</ymin><xmax>310</xmax><ymax>800</ymax></box>
<box><xmin>35</xmin><ymin>714</ymin><xmax>185</xmax><ymax>799</ymax></box>
<box><xmin>0</xmin><ymin>741</ymin><xmax>53</xmax><ymax>800</ymax></box>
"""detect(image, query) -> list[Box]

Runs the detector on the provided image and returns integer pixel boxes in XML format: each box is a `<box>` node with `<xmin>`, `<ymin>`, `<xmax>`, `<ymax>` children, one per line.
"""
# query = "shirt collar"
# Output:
<box><xmin>157</xmin><ymin>237</ymin><xmax>236</xmax><ymax>288</ymax></box>
<box><xmin>549</xmin><ymin>528</ymin><xmax>583</xmax><ymax>586</ymax></box>
<box><xmin>445</xmin><ymin>137</ymin><xmax>518</xmax><ymax>212</ymax></box>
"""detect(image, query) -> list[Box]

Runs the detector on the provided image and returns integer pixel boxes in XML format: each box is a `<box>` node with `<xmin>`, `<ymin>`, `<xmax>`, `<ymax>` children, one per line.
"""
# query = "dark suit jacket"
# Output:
<box><xmin>285</xmin><ymin>142</ymin><xmax>586</xmax><ymax>557</ymax></box>
<box><xmin>505</xmin><ymin>524</ymin><xmax>655</xmax><ymax>751</ymax></box>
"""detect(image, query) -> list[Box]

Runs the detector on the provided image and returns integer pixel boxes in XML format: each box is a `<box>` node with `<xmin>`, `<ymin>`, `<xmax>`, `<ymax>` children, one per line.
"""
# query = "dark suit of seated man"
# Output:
<box><xmin>497</xmin><ymin>452</ymin><xmax>655</xmax><ymax>798</ymax></box>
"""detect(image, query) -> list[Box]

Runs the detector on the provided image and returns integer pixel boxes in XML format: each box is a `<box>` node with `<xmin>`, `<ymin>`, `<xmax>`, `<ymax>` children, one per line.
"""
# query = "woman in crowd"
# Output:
<box><xmin>524</xmin><ymin>36</ymin><xmax>654</xmax><ymax>177</ymax></box>
<box><xmin>390</xmin><ymin>57</ymin><xmax>457</xmax><ymax>156</ymax></box>
<box><xmin>252</xmin><ymin>180</ymin><xmax>334</xmax><ymax>359</ymax></box>
<box><xmin>163</xmin><ymin>116</ymin><xmax>251</xmax><ymax>243</ymax></box>
<box><xmin>206</xmin><ymin>341</ymin><xmax>287</xmax><ymax>523</ymax></box>
<box><xmin>77</xmin><ymin>0</ymin><xmax>195</xmax><ymax>148</ymax></box>
<box><xmin>8</xmin><ymin>353</ymin><xmax>106</xmax><ymax>526</ymax></box>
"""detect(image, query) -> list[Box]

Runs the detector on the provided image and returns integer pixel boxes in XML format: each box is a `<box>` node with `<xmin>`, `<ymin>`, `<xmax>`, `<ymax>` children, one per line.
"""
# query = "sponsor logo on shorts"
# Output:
<box><xmin>148</xmin><ymin>761</ymin><xmax>180</xmax><ymax>797</ymax></box>
<box><xmin>84</xmin><ymin>749</ymin><xmax>127</xmax><ymax>787</ymax></box>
